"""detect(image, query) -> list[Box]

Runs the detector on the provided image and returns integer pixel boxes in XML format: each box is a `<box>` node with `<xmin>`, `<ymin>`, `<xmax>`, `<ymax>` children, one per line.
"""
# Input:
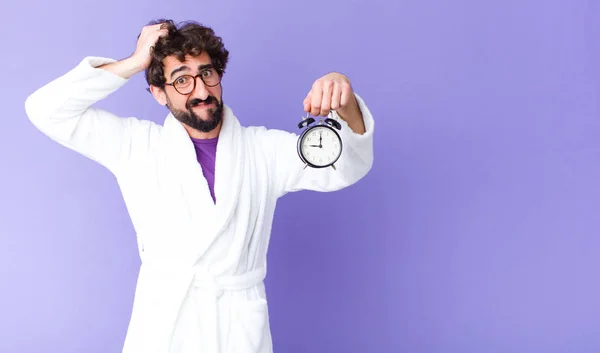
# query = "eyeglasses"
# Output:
<box><xmin>165</xmin><ymin>68</ymin><xmax>221</xmax><ymax>95</ymax></box>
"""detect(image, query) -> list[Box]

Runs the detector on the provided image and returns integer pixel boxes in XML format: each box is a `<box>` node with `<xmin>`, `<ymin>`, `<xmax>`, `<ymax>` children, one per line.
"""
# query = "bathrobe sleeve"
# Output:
<box><xmin>264</xmin><ymin>92</ymin><xmax>375</xmax><ymax>198</ymax></box>
<box><xmin>24</xmin><ymin>57</ymin><xmax>140</xmax><ymax>175</ymax></box>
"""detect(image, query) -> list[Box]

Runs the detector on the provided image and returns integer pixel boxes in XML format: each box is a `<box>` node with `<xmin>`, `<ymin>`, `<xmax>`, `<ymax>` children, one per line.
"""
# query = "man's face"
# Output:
<box><xmin>161</xmin><ymin>52</ymin><xmax>224</xmax><ymax>133</ymax></box>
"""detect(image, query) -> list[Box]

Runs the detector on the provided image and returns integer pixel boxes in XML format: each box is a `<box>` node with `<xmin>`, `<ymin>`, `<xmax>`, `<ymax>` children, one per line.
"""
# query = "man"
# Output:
<box><xmin>24</xmin><ymin>19</ymin><xmax>375</xmax><ymax>353</ymax></box>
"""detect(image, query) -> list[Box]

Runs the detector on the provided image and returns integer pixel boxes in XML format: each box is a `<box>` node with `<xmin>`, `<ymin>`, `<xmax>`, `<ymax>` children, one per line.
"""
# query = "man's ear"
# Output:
<box><xmin>149</xmin><ymin>85</ymin><xmax>168</xmax><ymax>106</ymax></box>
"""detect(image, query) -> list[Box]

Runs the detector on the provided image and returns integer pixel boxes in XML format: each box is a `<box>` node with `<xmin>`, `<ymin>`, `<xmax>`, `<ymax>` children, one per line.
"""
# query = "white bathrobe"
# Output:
<box><xmin>24</xmin><ymin>57</ymin><xmax>375</xmax><ymax>353</ymax></box>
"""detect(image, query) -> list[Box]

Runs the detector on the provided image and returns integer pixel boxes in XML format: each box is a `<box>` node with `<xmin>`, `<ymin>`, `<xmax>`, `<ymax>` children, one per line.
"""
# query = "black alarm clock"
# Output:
<box><xmin>297</xmin><ymin>113</ymin><xmax>343</xmax><ymax>170</ymax></box>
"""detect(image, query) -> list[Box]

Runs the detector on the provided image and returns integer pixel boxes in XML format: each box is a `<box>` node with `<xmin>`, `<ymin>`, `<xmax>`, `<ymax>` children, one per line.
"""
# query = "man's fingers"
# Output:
<box><xmin>303</xmin><ymin>93</ymin><xmax>311</xmax><ymax>113</ymax></box>
<box><xmin>310</xmin><ymin>82</ymin><xmax>323</xmax><ymax>116</ymax></box>
<box><xmin>331</xmin><ymin>82</ymin><xmax>342</xmax><ymax>111</ymax></box>
<box><xmin>320</xmin><ymin>80</ymin><xmax>333</xmax><ymax>116</ymax></box>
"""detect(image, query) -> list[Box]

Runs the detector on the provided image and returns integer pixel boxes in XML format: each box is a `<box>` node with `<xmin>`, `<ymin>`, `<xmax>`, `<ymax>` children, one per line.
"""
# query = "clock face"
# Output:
<box><xmin>299</xmin><ymin>125</ymin><xmax>342</xmax><ymax>167</ymax></box>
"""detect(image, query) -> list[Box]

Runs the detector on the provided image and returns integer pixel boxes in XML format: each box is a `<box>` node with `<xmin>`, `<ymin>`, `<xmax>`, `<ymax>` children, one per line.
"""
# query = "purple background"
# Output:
<box><xmin>2</xmin><ymin>0</ymin><xmax>600</xmax><ymax>352</ymax></box>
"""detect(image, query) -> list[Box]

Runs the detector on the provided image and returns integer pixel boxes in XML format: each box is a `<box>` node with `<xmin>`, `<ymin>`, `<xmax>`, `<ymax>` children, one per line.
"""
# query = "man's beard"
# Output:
<box><xmin>167</xmin><ymin>95</ymin><xmax>224</xmax><ymax>133</ymax></box>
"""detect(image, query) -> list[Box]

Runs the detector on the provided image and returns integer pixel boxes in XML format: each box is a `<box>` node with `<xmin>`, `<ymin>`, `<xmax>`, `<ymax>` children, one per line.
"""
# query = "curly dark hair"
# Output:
<box><xmin>144</xmin><ymin>19</ymin><xmax>230</xmax><ymax>89</ymax></box>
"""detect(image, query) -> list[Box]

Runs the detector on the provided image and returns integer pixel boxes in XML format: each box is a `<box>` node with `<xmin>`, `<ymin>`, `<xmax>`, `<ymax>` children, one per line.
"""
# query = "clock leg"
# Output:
<box><xmin>331</xmin><ymin>164</ymin><xmax>336</xmax><ymax>171</ymax></box>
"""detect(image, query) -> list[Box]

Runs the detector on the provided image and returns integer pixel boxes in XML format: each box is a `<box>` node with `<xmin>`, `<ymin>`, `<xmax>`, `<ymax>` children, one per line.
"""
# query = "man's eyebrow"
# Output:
<box><xmin>169</xmin><ymin>65</ymin><xmax>190</xmax><ymax>80</ymax></box>
<box><xmin>198</xmin><ymin>64</ymin><xmax>214</xmax><ymax>71</ymax></box>
<box><xmin>170</xmin><ymin>64</ymin><xmax>215</xmax><ymax>80</ymax></box>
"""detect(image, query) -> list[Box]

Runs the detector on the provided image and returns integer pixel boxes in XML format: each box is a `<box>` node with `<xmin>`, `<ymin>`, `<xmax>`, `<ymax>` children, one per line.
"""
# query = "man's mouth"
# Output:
<box><xmin>191</xmin><ymin>102</ymin><xmax>213</xmax><ymax>111</ymax></box>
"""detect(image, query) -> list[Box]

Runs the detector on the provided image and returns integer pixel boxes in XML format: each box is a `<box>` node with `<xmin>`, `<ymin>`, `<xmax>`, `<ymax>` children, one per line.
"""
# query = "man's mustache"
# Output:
<box><xmin>187</xmin><ymin>96</ymin><xmax>217</xmax><ymax>109</ymax></box>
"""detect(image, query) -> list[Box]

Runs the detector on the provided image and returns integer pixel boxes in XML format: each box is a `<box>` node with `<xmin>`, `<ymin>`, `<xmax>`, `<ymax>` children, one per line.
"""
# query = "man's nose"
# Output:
<box><xmin>190</xmin><ymin>76</ymin><xmax>210</xmax><ymax>100</ymax></box>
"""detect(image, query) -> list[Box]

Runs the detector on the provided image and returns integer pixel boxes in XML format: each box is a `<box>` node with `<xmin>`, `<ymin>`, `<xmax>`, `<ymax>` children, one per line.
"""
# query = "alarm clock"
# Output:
<box><xmin>297</xmin><ymin>113</ymin><xmax>343</xmax><ymax>170</ymax></box>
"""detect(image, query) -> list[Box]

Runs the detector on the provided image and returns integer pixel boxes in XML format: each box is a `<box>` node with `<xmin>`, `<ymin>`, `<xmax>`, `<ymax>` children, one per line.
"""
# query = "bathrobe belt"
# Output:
<box><xmin>189</xmin><ymin>266</ymin><xmax>267</xmax><ymax>352</ymax></box>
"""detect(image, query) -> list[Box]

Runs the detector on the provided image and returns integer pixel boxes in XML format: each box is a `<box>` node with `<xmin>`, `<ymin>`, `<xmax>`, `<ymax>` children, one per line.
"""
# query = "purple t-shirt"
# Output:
<box><xmin>190</xmin><ymin>136</ymin><xmax>218</xmax><ymax>203</ymax></box>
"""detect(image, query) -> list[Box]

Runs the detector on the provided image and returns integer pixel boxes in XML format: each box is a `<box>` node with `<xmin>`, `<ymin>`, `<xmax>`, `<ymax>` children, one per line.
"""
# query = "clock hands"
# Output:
<box><xmin>308</xmin><ymin>131</ymin><xmax>324</xmax><ymax>148</ymax></box>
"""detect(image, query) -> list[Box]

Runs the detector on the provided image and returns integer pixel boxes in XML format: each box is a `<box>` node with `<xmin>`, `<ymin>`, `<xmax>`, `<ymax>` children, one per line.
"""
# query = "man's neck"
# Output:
<box><xmin>183</xmin><ymin>121</ymin><xmax>222</xmax><ymax>139</ymax></box>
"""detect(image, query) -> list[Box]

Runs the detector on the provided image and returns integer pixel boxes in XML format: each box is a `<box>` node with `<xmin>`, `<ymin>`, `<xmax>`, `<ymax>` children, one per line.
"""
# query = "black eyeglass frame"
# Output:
<box><xmin>163</xmin><ymin>68</ymin><xmax>222</xmax><ymax>95</ymax></box>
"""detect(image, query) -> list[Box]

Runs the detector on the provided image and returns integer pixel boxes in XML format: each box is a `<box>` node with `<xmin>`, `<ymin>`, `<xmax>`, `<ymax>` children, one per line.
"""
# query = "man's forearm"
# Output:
<box><xmin>98</xmin><ymin>55</ymin><xmax>145</xmax><ymax>79</ymax></box>
<box><xmin>337</xmin><ymin>93</ymin><xmax>366</xmax><ymax>135</ymax></box>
